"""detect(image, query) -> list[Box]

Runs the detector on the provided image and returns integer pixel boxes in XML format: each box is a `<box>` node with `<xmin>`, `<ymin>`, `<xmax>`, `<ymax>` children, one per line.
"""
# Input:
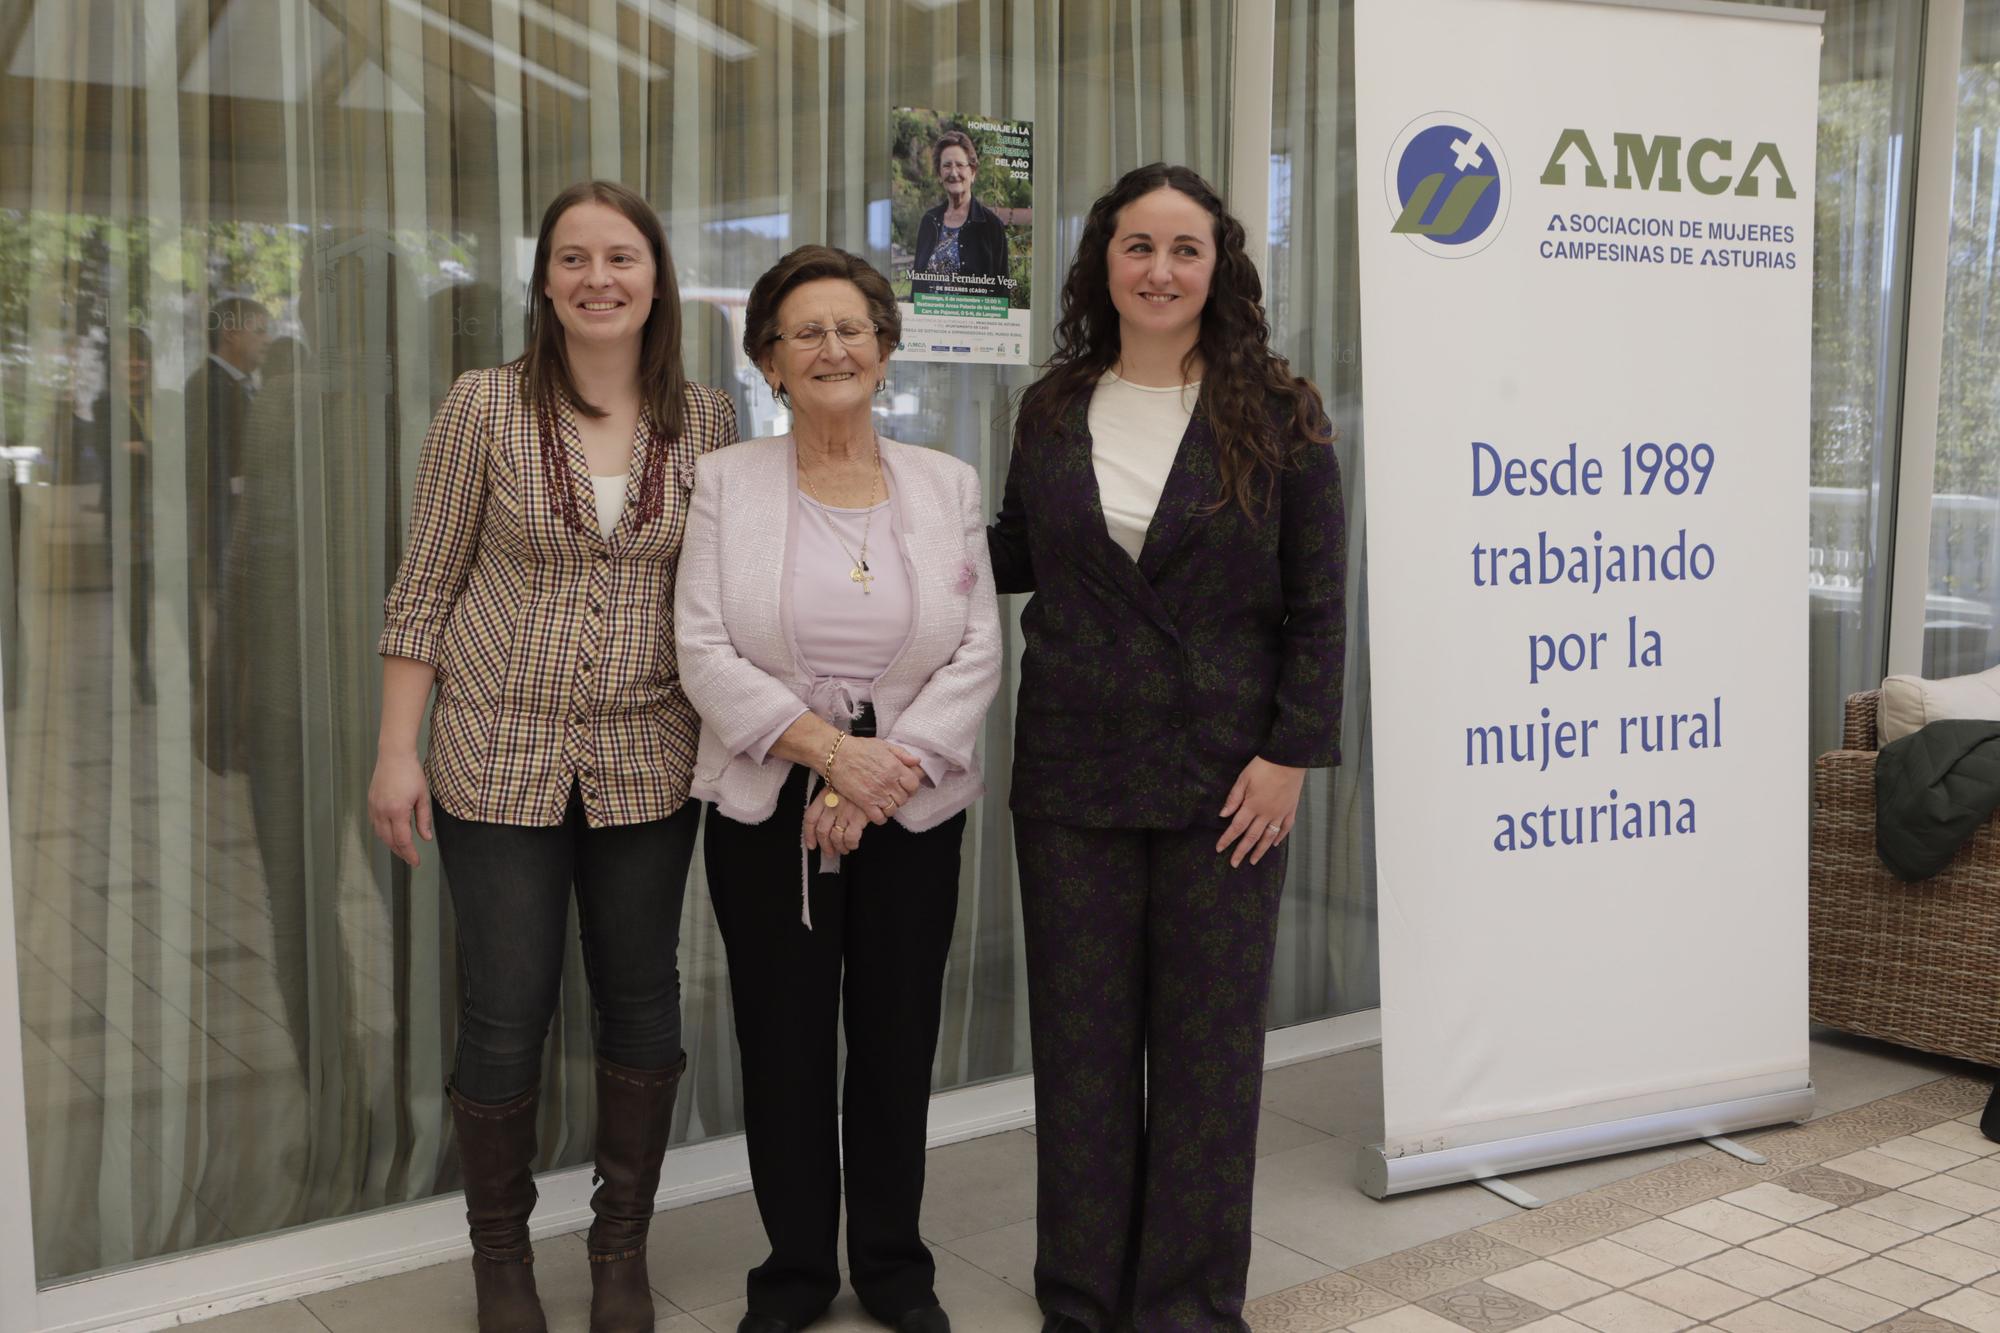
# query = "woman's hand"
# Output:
<box><xmin>803</xmin><ymin>787</ymin><xmax>865</xmax><ymax>856</ymax></box>
<box><xmin>1216</xmin><ymin>757</ymin><xmax>1306</xmax><ymax>868</ymax></box>
<box><xmin>369</xmin><ymin>750</ymin><xmax>435</xmax><ymax>867</ymax></box>
<box><xmin>829</xmin><ymin>737</ymin><xmax>924</xmax><ymax>824</ymax></box>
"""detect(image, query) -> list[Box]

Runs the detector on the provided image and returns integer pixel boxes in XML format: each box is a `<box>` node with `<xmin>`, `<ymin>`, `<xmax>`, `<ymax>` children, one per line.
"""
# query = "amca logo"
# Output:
<box><xmin>1540</xmin><ymin>130</ymin><xmax>1796</xmax><ymax>199</ymax></box>
<box><xmin>1384</xmin><ymin>113</ymin><xmax>1510</xmax><ymax>258</ymax></box>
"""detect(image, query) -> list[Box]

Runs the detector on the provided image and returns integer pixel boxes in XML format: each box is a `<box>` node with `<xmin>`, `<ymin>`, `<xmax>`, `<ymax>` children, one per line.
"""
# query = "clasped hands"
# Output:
<box><xmin>802</xmin><ymin>736</ymin><xmax>923</xmax><ymax>856</ymax></box>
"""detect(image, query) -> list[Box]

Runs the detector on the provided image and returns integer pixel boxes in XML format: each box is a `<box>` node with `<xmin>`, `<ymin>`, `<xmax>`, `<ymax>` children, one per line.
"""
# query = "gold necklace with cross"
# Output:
<box><xmin>798</xmin><ymin>440</ymin><xmax>884</xmax><ymax>594</ymax></box>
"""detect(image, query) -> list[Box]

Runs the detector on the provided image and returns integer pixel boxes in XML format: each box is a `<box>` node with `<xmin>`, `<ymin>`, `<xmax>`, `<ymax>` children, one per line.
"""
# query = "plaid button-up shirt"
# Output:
<box><xmin>379</xmin><ymin>365</ymin><xmax>738</xmax><ymax>827</ymax></box>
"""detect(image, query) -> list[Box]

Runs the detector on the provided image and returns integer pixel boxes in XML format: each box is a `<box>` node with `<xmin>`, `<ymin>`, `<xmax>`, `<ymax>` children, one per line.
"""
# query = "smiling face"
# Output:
<box><xmin>1104</xmin><ymin>186</ymin><xmax>1216</xmax><ymax>351</ymax></box>
<box><xmin>938</xmin><ymin>144</ymin><xmax>975</xmax><ymax>208</ymax></box>
<box><xmin>542</xmin><ymin>201</ymin><xmax>659</xmax><ymax>351</ymax></box>
<box><xmin>761</xmin><ymin>277</ymin><xmax>887</xmax><ymax>425</ymax></box>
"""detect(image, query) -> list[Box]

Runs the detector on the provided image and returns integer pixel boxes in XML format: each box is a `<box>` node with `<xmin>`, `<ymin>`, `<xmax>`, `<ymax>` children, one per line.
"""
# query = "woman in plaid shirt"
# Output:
<box><xmin>369</xmin><ymin>180</ymin><xmax>737</xmax><ymax>1333</ymax></box>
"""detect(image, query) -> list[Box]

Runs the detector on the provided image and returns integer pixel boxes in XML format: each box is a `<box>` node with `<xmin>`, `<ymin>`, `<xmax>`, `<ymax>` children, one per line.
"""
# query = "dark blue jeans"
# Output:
<box><xmin>434</xmin><ymin>785</ymin><xmax>698</xmax><ymax>1105</ymax></box>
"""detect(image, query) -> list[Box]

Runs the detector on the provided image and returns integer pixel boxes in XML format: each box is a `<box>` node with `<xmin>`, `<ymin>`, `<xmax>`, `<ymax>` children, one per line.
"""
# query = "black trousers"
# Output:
<box><xmin>705</xmin><ymin>764</ymin><xmax>966</xmax><ymax>1324</ymax></box>
<box><xmin>434</xmin><ymin>783</ymin><xmax>699</xmax><ymax>1104</ymax></box>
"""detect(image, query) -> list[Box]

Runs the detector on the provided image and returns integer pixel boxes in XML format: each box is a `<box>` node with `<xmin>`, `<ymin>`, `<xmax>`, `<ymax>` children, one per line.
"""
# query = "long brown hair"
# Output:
<box><xmin>1019</xmin><ymin>163</ymin><xmax>1330</xmax><ymax>518</ymax></box>
<box><xmin>519</xmin><ymin>180</ymin><xmax>686</xmax><ymax>440</ymax></box>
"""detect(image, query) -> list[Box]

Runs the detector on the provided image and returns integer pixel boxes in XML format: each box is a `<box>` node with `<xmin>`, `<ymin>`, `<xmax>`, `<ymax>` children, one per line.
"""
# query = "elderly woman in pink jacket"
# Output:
<box><xmin>674</xmin><ymin>244</ymin><xmax>1000</xmax><ymax>1333</ymax></box>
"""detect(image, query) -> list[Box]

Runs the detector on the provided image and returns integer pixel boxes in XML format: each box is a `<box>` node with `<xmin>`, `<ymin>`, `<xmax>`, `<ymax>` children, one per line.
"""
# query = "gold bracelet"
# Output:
<box><xmin>824</xmin><ymin>732</ymin><xmax>847</xmax><ymax>781</ymax></box>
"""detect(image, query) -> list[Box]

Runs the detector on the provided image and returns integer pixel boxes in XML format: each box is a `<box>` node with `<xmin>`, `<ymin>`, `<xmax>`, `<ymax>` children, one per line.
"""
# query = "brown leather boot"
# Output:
<box><xmin>450</xmin><ymin>1083</ymin><xmax>550</xmax><ymax>1333</ymax></box>
<box><xmin>587</xmin><ymin>1053</ymin><xmax>687</xmax><ymax>1332</ymax></box>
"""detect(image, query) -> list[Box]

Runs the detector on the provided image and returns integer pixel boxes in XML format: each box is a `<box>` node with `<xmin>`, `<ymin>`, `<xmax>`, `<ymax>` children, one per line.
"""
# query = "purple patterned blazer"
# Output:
<box><xmin>987</xmin><ymin>385</ymin><xmax>1347</xmax><ymax>829</ymax></box>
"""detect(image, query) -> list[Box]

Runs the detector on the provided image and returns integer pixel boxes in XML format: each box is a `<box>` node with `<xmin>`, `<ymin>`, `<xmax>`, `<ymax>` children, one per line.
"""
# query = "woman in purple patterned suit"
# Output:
<box><xmin>988</xmin><ymin>164</ymin><xmax>1348</xmax><ymax>1332</ymax></box>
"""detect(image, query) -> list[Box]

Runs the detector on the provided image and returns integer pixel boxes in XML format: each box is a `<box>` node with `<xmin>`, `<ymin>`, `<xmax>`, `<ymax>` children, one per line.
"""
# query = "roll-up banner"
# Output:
<box><xmin>1353</xmin><ymin>0</ymin><xmax>1822</xmax><ymax>1197</ymax></box>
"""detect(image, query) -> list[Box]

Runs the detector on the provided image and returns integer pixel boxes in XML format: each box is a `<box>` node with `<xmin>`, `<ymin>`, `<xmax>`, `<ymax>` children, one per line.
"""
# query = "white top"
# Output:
<box><xmin>1089</xmin><ymin>372</ymin><xmax>1198</xmax><ymax>560</ymax></box>
<box><xmin>592</xmin><ymin>473</ymin><xmax>628</xmax><ymax>539</ymax></box>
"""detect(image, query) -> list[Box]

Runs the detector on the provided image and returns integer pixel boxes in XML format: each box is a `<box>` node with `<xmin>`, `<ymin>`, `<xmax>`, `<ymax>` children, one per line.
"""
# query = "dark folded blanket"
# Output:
<box><xmin>1875</xmin><ymin>718</ymin><xmax>2000</xmax><ymax>881</ymax></box>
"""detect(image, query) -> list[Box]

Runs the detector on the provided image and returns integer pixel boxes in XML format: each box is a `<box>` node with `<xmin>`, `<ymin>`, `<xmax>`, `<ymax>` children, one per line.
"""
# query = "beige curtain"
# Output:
<box><xmin>1807</xmin><ymin>0</ymin><xmax>1926</xmax><ymax>739</ymax></box>
<box><xmin>1926</xmin><ymin>0</ymin><xmax>2000</xmax><ymax>677</ymax></box>
<box><xmin>0</xmin><ymin>0</ymin><xmax>1236</xmax><ymax>1283</ymax></box>
<box><xmin>1739</xmin><ymin>0</ymin><xmax>1927</xmax><ymax>748</ymax></box>
<box><xmin>1265</xmin><ymin>0</ymin><xmax>1376</xmax><ymax>1024</ymax></box>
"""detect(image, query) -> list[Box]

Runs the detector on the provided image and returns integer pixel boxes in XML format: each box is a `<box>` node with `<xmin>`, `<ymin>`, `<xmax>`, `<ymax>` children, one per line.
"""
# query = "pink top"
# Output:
<box><xmin>793</xmin><ymin>496</ymin><xmax>912</xmax><ymax>678</ymax></box>
<box><xmin>749</xmin><ymin>492</ymin><xmax>943</xmax><ymax>786</ymax></box>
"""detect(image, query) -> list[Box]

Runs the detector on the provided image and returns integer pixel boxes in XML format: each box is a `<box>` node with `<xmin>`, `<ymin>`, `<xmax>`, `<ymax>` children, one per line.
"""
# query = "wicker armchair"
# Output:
<box><xmin>1810</xmin><ymin>690</ymin><xmax>2000</xmax><ymax>1068</ymax></box>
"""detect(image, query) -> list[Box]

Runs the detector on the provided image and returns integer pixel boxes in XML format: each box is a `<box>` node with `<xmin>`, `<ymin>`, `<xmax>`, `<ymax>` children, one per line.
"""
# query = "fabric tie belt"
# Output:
<box><xmin>797</xmin><ymin>681</ymin><xmax>875</xmax><ymax>929</ymax></box>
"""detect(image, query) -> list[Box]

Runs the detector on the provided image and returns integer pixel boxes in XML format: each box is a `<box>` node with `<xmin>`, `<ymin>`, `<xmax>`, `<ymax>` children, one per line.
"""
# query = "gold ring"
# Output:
<box><xmin>834</xmin><ymin>823</ymin><xmax>847</xmax><ymax>834</ymax></box>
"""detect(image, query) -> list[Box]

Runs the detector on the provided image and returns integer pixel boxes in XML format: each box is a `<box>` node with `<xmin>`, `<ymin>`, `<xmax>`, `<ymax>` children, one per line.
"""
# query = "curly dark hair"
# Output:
<box><xmin>1019</xmin><ymin>163</ymin><xmax>1331</xmax><ymax>518</ymax></box>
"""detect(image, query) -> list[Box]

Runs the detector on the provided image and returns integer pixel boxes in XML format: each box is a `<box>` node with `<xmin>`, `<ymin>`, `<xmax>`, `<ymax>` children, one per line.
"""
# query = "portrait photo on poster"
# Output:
<box><xmin>890</xmin><ymin>106</ymin><xmax>1032</xmax><ymax>365</ymax></box>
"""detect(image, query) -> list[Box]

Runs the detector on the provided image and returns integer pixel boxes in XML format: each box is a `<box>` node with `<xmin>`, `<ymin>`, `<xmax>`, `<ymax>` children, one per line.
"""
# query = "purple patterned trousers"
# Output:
<box><xmin>1017</xmin><ymin>816</ymin><xmax>1290</xmax><ymax>1333</ymax></box>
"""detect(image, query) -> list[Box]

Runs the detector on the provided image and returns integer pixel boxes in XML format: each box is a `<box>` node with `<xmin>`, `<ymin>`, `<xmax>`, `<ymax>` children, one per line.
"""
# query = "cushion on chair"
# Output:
<box><xmin>1879</xmin><ymin>664</ymin><xmax>2000</xmax><ymax>743</ymax></box>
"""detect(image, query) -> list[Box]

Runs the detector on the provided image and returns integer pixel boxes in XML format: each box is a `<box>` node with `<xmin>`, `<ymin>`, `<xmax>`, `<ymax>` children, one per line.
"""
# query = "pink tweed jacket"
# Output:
<box><xmin>674</xmin><ymin>434</ymin><xmax>1001</xmax><ymax>831</ymax></box>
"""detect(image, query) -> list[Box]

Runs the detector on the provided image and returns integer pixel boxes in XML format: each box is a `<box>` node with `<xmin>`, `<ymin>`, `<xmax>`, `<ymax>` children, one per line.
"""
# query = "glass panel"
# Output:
<box><xmin>1545</xmin><ymin>0</ymin><xmax>1919</xmax><ymax>751</ymax></box>
<box><xmin>1794</xmin><ymin>0</ymin><xmax>1925</xmax><ymax>744</ymax></box>
<box><xmin>1926</xmin><ymin>0</ymin><xmax>2000</xmax><ymax>678</ymax></box>
<box><xmin>0</xmin><ymin>0</ymin><xmax>1233</xmax><ymax>1282</ymax></box>
<box><xmin>1258</xmin><ymin>0</ymin><xmax>1924</xmax><ymax>1025</ymax></box>
<box><xmin>1265</xmin><ymin>1</ymin><xmax>1376</xmax><ymax>1024</ymax></box>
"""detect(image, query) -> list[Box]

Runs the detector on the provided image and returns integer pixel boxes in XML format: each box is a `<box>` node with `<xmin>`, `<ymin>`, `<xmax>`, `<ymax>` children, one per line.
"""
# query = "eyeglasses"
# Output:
<box><xmin>771</xmin><ymin>320</ymin><xmax>879</xmax><ymax>350</ymax></box>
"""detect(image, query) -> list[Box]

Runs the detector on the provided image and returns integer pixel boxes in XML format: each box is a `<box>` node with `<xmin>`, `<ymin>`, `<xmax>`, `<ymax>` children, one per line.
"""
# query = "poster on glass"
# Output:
<box><xmin>891</xmin><ymin>107</ymin><xmax>1032</xmax><ymax>365</ymax></box>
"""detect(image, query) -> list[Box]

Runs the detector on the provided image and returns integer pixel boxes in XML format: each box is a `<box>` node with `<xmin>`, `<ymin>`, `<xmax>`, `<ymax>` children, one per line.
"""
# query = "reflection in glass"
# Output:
<box><xmin>1794</xmin><ymin>0</ymin><xmax>1924</xmax><ymax>747</ymax></box>
<box><xmin>1594</xmin><ymin>0</ymin><xmax>1918</xmax><ymax>751</ymax></box>
<box><xmin>1926</xmin><ymin>2</ymin><xmax>2000</xmax><ymax>678</ymax></box>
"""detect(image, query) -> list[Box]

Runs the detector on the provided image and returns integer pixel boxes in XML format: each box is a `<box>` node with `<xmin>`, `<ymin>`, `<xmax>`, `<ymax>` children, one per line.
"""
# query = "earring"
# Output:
<box><xmin>875</xmin><ymin>379</ymin><xmax>888</xmax><ymax>397</ymax></box>
<box><xmin>769</xmin><ymin>380</ymin><xmax>788</xmax><ymax>407</ymax></box>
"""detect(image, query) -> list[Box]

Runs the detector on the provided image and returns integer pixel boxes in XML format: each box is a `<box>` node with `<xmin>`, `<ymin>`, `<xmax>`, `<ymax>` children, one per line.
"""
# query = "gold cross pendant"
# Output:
<box><xmin>850</xmin><ymin>564</ymin><xmax>874</xmax><ymax>594</ymax></box>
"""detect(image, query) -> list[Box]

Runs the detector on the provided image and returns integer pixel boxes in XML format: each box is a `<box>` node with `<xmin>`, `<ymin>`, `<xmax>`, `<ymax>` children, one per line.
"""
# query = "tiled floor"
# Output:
<box><xmin>1244</xmin><ymin>1072</ymin><xmax>2000</xmax><ymax>1333</ymax></box>
<box><xmin>181</xmin><ymin>1032</ymin><xmax>1995</xmax><ymax>1333</ymax></box>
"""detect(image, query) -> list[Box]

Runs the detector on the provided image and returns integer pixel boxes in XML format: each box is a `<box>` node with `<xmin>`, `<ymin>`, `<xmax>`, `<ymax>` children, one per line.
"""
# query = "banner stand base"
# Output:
<box><xmin>1355</xmin><ymin>1082</ymin><xmax>1815</xmax><ymax>1199</ymax></box>
<box><xmin>1704</xmin><ymin>1134</ymin><xmax>1772</xmax><ymax>1165</ymax></box>
<box><xmin>1475</xmin><ymin>1177</ymin><xmax>1546</xmax><ymax>1210</ymax></box>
